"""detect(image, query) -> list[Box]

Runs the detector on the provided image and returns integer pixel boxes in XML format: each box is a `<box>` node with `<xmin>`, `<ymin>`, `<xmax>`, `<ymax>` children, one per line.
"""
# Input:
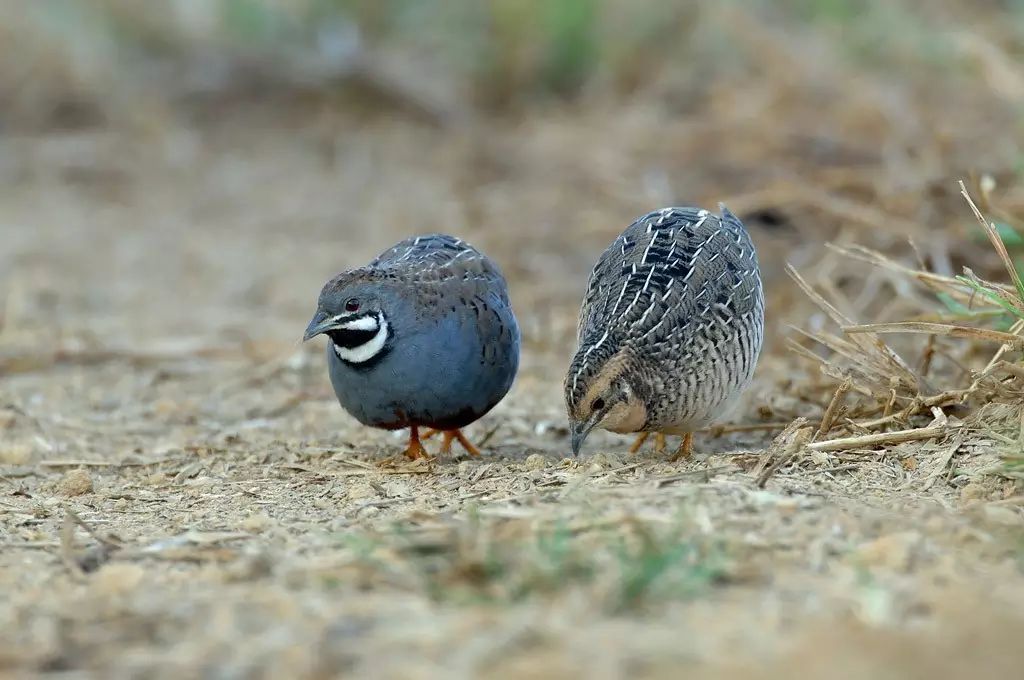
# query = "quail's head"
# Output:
<box><xmin>303</xmin><ymin>271</ymin><xmax>405</xmax><ymax>366</ymax></box>
<box><xmin>564</xmin><ymin>349</ymin><xmax>647</xmax><ymax>456</ymax></box>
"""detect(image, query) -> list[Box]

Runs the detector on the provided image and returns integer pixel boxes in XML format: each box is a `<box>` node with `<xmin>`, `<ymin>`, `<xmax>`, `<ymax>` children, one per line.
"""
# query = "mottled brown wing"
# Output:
<box><xmin>576</xmin><ymin>227</ymin><xmax>629</xmax><ymax>343</ymax></box>
<box><xmin>578</xmin><ymin>206</ymin><xmax>762</xmax><ymax>350</ymax></box>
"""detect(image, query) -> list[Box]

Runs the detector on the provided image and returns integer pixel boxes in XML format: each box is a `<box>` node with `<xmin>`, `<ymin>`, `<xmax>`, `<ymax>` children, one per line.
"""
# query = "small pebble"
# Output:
<box><xmin>57</xmin><ymin>469</ymin><xmax>93</xmax><ymax>497</ymax></box>
<box><xmin>223</xmin><ymin>551</ymin><xmax>274</xmax><ymax>582</ymax></box>
<box><xmin>145</xmin><ymin>472</ymin><xmax>167</xmax><ymax>487</ymax></box>
<box><xmin>809</xmin><ymin>449</ymin><xmax>831</xmax><ymax>466</ymax></box>
<box><xmin>92</xmin><ymin>563</ymin><xmax>145</xmax><ymax>596</ymax></box>
<box><xmin>960</xmin><ymin>482</ymin><xmax>989</xmax><ymax>504</ymax></box>
<box><xmin>0</xmin><ymin>443</ymin><xmax>32</xmax><ymax>465</ymax></box>
<box><xmin>533</xmin><ymin>421</ymin><xmax>568</xmax><ymax>438</ymax></box>
<box><xmin>982</xmin><ymin>505</ymin><xmax>1021</xmax><ymax>526</ymax></box>
<box><xmin>241</xmin><ymin>513</ymin><xmax>273</xmax><ymax>533</ymax></box>
<box><xmin>524</xmin><ymin>453</ymin><xmax>547</xmax><ymax>470</ymax></box>
<box><xmin>853</xmin><ymin>531</ymin><xmax>921</xmax><ymax>573</ymax></box>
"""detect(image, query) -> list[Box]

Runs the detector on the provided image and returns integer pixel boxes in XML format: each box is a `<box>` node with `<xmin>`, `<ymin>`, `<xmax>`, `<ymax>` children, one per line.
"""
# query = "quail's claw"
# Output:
<box><xmin>403</xmin><ymin>441</ymin><xmax>431</xmax><ymax>460</ymax></box>
<box><xmin>438</xmin><ymin>429</ymin><xmax>481</xmax><ymax>457</ymax></box>
<box><xmin>401</xmin><ymin>426</ymin><xmax>433</xmax><ymax>461</ymax></box>
<box><xmin>419</xmin><ymin>428</ymin><xmax>481</xmax><ymax>456</ymax></box>
<box><xmin>668</xmin><ymin>432</ymin><xmax>693</xmax><ymax>462</ymax></box>
<box><xmin>653</xmin><ymin>433</ymin><xmax>667</xmax><ymax>453</ymax></box>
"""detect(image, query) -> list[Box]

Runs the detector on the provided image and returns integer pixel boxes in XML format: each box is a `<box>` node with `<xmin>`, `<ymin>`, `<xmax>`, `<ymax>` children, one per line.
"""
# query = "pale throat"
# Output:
<box><xmin>600</xmin><ymin>398</ymin><xmax>647</xmax><ymax>433</ymax></box>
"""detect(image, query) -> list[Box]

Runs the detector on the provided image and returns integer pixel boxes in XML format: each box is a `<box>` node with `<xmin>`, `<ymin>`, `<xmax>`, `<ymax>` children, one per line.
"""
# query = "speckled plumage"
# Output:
<box><xmin>565</xmin><ymin>205</ymin><xmax>764</xmax><ymax>456</ymax></box>
<box><xmin>304</xmin><ymin>234</ymin><xmax>520</xmax><ymax>458</ymax></box>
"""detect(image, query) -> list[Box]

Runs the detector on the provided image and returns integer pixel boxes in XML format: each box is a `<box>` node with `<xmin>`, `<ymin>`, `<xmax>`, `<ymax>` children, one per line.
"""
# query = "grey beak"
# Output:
<box><xmin>570</xmin><ymin>419</ymin><xmax>594</xmax><ymax>457</ymax></box>
<box><xmin>302</xmin><ymin>310</ymin><xmax>333</xmax><ymax>342</ymax></box>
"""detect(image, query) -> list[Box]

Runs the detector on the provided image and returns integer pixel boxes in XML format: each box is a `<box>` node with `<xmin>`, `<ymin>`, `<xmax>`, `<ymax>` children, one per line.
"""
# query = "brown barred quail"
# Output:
<box><xmin>564</xmin><ymin>205</ymin><xmax>764</xmax><ymax>459</ymax></box>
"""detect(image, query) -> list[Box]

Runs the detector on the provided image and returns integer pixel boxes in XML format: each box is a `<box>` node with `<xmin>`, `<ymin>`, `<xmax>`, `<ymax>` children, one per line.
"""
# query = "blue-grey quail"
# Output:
<box><xmin>565</xmin><ymin>205</ymin><xmax>764</xmax><ymax>459</ymax></box>
<box><xmin>303</xmin><ymin>234</ymin><xmax>520</xmax><ymax>460</ymax></box>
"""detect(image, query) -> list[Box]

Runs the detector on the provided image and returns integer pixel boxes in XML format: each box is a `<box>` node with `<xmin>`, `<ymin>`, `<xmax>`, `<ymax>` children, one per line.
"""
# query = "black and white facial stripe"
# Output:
<box><xmin>326</xmin><ymin>312</ymin><xmax>390</xmax><ymax>365</ymax></box>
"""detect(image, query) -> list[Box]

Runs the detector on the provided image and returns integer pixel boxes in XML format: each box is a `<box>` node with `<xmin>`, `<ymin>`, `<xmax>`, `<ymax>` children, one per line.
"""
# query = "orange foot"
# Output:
<box><xmin>422</xmin><ymin>428</ymin><xmax>482</xmax><ymax>457</ymax></box>
<box><xmin>629</xmin><ymin>432</ymin><xmax>667</xmax><ymax>455</ymax></box>
<box><xmin>668</xmin><ymin>432</ymin><xmax>693</xmax><ymax>462</ymax></box>
<box><xmin>401</xmin><ymin>425</ymin><xmax>433</xmax><ymax>461</ymax></box>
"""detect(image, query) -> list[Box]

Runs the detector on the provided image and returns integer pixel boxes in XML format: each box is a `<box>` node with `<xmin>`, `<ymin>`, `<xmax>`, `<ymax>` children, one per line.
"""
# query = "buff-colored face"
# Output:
<box><xmin>565</xmin><ymin>351</ymin><xmax>647</xmax><ymax>455</ymax></box>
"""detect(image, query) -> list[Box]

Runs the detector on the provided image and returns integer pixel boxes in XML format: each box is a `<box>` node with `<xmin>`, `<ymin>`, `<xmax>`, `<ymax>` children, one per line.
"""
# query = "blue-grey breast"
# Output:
<box><xmin>565</xmin><ymin>205</ymin><xmax>765</xmax><ymax>459</ymax></box>
<box><xmin>303</xmin><ymin>234</ymin><xmax>520</xmax><ymax>459</ymax></box>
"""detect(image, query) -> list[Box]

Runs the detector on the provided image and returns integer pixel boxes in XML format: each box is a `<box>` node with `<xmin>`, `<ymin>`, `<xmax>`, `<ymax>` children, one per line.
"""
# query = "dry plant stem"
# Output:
<box><xmin>755</xmin><ymin>419</ymin><xmax>811</xmax><ymax>487</ymax></box>
<box><xmin>787</xmin><ymin>265</ymin><xmax>923</xmax><ymax>391</ymax></box>
<box><xmin>919</xmin><ymin>333</ymin><xmax>937</xmax><ymax>378</ymax></box>
<box><xmin>844</xmin><ymin>322</ymin><xmax>1024</xmax><ymax>349</ymax></box>
<box><xmin>883</xmin><ymin>389</ymin><xmax>897</xmax><ymax>419</ymax></box>
<box><xmin>816</xmin><ymin>377</ymin><xmax>852</xmax><ymax>440</ymax></box>
<box><xmin>853</xmin><ymin>401</ymin><xmax>921</xmax><ymax>431</ymax></box>
<box><xmin>826</xmin><ymin>243</ymin><xmax>997</xmax><ymax>301</ymax></box>
<box><xmin>922</xmin><ymin>430</ymin><xmax>965</xmax><ymax>491</ymax></box>
<box><xmin>787</xmin><ymin>328</ymin><xmax>906</xmax><ymax>395</ymax></box>
<box><xmin>960</xmin><ymin>180</ymin><xmax>1024</xmax><ymax>298</ymax></box>
<box><xmin>806</xmin><ymin>424</ymin><xmax>952</xmax><ymax>453</ymax></box>
<box><xmin>59</xmin><ymin>513</ymin><xmax>85</xmax><ymax>580</ymax></box>
<box><xmin>476</xmin><ymin>422</ymin><xmax>502</xmax><ymax>448</ymax></box>
<box><xmin>753</xmin><ymin>418</ymin><xmax>805</xmax><ymax>478</ymax></box>
<box><xmin>970</xmin><ymin>318</ymin><xmax>1024</xmax><ymax>393</ymax></box>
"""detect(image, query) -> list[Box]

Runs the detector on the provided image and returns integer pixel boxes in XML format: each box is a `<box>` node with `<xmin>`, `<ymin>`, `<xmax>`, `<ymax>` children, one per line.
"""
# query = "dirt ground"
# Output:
<box><xmin>5</xmin><ymin>5</ymin><xmax>1024</xmax><ymax>676</ymax></box>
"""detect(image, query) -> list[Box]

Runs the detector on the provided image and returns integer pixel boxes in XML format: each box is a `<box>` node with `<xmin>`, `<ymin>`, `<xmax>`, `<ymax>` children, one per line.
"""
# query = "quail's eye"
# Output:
<box><xmin>344</xmin><ymin>298</ymin><xmax>360</xmax><ymax>312</ymax></box>
<box><xmin>592</xmin><ymin>398</ymin><xmax>605</xmax><ymax>411</ymax></box>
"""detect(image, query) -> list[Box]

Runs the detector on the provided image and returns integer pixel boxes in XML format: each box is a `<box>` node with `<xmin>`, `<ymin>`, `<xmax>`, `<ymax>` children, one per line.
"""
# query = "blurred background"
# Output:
<box><xmin>5</xmin><ymin>2</ymin><xmax>1024</xmax><ymax>676</ymax></box>
<box><xmin>3</xmin><ymin>0</ymin><xmax>1023</xmax><ymax>363</ymax></box>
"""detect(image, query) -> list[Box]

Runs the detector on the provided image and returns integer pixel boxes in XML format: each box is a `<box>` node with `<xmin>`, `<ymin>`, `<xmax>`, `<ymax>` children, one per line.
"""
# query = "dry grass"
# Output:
<box><xmin>787</xmin><ymin>181</ymin><xmax>1024</xmax><ymax>481</ymax></box>
<box><xmin>3</xmin><ymin>1</ymin><xmax>1024</xmax><ymax>677</ymax></box>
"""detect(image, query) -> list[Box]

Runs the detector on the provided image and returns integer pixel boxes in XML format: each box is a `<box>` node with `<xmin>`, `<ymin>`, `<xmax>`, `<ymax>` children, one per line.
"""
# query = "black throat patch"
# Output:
<box><xmin>326</xmin><ymin>326</ymin><xmax>379</xmax><ymax>349</ymax></box>
<box><xmin>326</xmin><ymin>313</ymin><xmax>393</xmax><ymax>371</ymax></box>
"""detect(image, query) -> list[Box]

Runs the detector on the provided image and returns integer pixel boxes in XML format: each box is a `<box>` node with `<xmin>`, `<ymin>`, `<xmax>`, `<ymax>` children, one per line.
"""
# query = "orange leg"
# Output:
<box><xmin>628</xmin><ymin>432</ymin><xmax>667</xmax><ymax>455</ymax></box>
<box><xmin>422</xmin><ymin>428</ymin><xmax>482</xmax><ymax>457</ymax></box>
<box><xmin>401</xmin><ymin>425</ymin><xmax>432</xmax><ymax>460</ymax></box>
<box><xmin>628</xmin><ymin>432</ymin><xmax>649</xmax><ymax>454</ymax></box>
<box><xmin>653</xmin><ymin>433</ymin><xmax>667</xmax><ymax>453</ymax></box>
<box><xmin>669</xmin><ymin>432</ymin><xmax>693</xmax><ymax>462</ymax></box>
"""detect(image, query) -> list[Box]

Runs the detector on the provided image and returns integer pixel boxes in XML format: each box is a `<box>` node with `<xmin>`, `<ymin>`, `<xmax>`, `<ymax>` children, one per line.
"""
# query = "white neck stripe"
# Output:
<box><xmin>338</xmin><ymin>315</ymin><xmax>379</xmax><ymax>332</ymax></box>
<box><xmin>333</xmin><ymin>313</ymin><xmax>389</xmax><ymax>364</ymax></box>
